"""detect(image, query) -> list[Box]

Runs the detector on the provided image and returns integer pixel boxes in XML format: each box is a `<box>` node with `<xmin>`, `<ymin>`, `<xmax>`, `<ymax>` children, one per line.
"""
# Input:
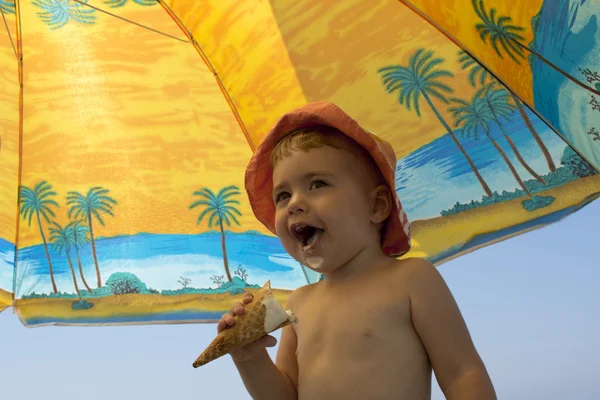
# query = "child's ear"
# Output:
<box><xmin>370</xmin><ymin>184</ymin><xmax>392</xmax><ymax>224</ymax></box>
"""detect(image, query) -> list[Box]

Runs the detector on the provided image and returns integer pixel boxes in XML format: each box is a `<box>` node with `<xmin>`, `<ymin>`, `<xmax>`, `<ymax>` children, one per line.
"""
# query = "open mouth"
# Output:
<box><xmin>291</xmin><ymin>224</ymin><xmax>325</xmax><ymax>251</ymax></box>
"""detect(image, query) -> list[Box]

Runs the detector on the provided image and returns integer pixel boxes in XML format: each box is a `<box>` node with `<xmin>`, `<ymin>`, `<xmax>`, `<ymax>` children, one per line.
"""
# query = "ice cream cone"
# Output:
<box><xmin>193</xmin><ymin>281</ymin><xmax>297</xmax><ymax>368</ymax></box>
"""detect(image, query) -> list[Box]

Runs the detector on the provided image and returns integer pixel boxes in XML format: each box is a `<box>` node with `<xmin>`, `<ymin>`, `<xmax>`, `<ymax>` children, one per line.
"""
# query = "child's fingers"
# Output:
<box><xmin>217</xmin><ymin>316</ymin><xmax>230</xmax><ymax>332</ymax></box>
<box><xmin>217</xmin><ymin>295</ymin><xmax>253</xmax><ymax>333</ymax></box>
<box><xmin>243</xmin><ymin>292</ymin><xmax>253</xmax><ymax>304</ymax></box>
<box><xmin>230</xmin><ymin>302</ymin><xmax>244</xmax><ymax>315</ymax></box>
<box><xmin>220</xmin><ymin>313</ymin><xmax>236</xmax><ymax>329</ymax></box>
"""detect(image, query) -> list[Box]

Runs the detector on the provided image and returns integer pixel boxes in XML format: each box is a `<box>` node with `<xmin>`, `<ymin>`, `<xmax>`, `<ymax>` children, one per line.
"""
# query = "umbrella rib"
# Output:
<box><xmin>0</xmin><ymin>5</ymin><xmax>17</xmax><ymax>61</ymax></box>
<box><xmin>12</xmin><ymin>0</ymin><xmax>25</xmax><ymax>304</ymax></box>
<box><xmin>510</xmin><ymin>39</ymin><xmax>600</xmax><ymax>97</ymax></box>
<box><xmin>156</xmin><ymin>0</ymin><xmax>255</xmax><ymax>151</ymax></box>
<box><xmin>397</xmin><ymin>0</ymin><xmax>599</xmax><ymax>172</ymax></box>
<box><xmin>72</xmin><ymin>0</ymin><xmax>189</xmax><ymax>43</ymax></box>
<box><xmin>397</xmin><ymin>0</ymin><xmax>600</xmax><ymax>98</ymax></box>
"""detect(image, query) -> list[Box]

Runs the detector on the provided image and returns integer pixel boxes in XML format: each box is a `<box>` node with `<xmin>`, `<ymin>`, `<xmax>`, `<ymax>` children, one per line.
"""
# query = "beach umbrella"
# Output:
<box><xmin>0</xmin><ymin>0</ymin><xmax>598</xmax><ymax>326</ymax></box>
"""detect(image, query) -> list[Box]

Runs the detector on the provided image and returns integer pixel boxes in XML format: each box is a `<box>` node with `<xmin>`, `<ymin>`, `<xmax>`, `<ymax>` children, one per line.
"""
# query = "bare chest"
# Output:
<box><xmin>294</xmin><ymin>288</ymin><xmax>413</xmax><ymax>362</ymax></box>
<box><xmin>293</xmin><ymin>282</ymin><xmax>431</xmax><ymax>399</ymax></box>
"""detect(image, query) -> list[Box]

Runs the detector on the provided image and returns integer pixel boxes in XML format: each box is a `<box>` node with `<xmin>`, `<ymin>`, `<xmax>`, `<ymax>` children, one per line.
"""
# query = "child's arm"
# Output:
<box><xmin>234</xmin><ymin>298</ymin><xmax>299</xmax><ymax>400</ymax></box>
<box><xmin>407</xmin><ymin>258</ymin><xmax>497</xmax><ymax>400</ymax></box>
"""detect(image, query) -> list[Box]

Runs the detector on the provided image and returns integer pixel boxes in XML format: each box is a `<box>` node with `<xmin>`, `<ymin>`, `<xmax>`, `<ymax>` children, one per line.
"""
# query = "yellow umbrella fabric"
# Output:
<box><xmin>0</xmin><ymin>0</ymin><xmax>598</xmax><ymax>325</ymax></box>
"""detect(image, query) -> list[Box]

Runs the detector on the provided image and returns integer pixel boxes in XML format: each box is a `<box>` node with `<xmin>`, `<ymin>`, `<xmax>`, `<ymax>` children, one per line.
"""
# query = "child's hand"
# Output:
<box><xmin>218</xmin><ymin>292</ymin><xmax>278</xmax><ymax>363</ymax></box>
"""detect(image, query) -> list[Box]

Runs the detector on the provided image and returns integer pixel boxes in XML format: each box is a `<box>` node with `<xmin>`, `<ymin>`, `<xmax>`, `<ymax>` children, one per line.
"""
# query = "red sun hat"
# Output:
<box><xmin>244</xmin><ymin>101</ymin><xmax>412</xmax><ymax>257</ymax></box>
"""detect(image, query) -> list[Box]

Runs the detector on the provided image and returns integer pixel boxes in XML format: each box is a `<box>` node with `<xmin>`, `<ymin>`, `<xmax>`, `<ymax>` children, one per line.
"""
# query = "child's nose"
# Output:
<box><xmin>287</xmin><ymin>195</ymin><xmax>306</xmax><ymax>215</ymax></box>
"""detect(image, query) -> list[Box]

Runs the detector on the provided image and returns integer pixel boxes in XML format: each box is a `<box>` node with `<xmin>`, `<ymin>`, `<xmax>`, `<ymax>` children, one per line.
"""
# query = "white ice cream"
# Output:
<box><xmin>263</xmin><ymin>295</ymin><xmax>297</xmax><ymax>332</ymax></box>
<box><xmin>305</xmin><ymin>256</ymin><xmax>324</xmax><ymax>270</ymax></box>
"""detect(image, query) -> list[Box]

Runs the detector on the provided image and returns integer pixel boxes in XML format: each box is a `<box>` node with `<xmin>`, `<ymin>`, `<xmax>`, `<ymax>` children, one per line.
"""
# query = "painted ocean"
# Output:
<box><xmin>397</xmin><ymin>108</ymin><xmax>569</xmax><ymax>220</ymax></box>
<box><xmin>0</xmin><ymin>108</ymin><xmax>587</xmax><ymax>300</ymax></box>
<box><xmin>0</xmin><ymin>239</ymin><xmax>14</xmax><ymax>293</ymax></box>
<box><xmin>6</xmin><ymin>234</ymin><xmax>321</xmax><ymax>299</ymax></box>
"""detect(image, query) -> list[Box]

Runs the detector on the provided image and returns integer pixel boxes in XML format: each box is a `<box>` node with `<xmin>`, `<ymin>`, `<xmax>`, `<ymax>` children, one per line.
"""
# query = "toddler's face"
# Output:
<box><xmin>272</xmin><ymin>145</ymin><xmax>382</xmax><ymax>273</ymax></box>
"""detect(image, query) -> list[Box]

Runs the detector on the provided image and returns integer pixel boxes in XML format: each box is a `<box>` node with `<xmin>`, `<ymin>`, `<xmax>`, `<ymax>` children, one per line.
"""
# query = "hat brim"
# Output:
<box><xmin>244</xmin><ymin>102</ymin><xmax>411</xmax><ymax>257</ymax></box>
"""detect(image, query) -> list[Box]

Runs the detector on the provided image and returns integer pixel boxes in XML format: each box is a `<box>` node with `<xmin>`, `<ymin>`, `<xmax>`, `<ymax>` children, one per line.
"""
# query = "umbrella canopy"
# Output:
<box><xmin>0</xmin><ymin>0</ymin><xmax>598</xmax><ymax>326</ymax></box>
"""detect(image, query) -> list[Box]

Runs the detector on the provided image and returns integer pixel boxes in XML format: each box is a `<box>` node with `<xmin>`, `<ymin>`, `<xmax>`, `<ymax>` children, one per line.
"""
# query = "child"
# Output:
<box><xmin>218</xmin><ymin>102</ymin><xmax>496</xmax><ymax>399</ymax></box>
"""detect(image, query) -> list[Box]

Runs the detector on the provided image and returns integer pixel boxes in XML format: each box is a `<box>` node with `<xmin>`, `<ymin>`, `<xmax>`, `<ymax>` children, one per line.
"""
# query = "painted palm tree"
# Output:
<box><xmin>449</xmin><ymin>94</ymin><xmax>533</xmax><ymax>198</ymax></box>
<box><xmin>104</xmin><ymin>0</ymin><xmax>157</xmax><ymax>6</ymax></box>
<box><xmin>472</xmin><ymin>0</ymin><xmax>526</xmax><ymax>63</ymax></box>
<box><xmin>0</xmin><ymin>0</ymin><xmax>15</xmax><ymax>14</ymax></box>
<box><xmin>378</xmin><ymin>48</ymin><xmax>493</xmax><ymax>198</ymax></box>
<box><xmin>477</xmin><ymin>83</ymin><xmax>546</xmax><ymax>184</ymax></box>
<box><xmin>457</xmin><ymin>50</ymin><xmax>492</xmax><ymax>88</ymax></box>
<box><xmin>67</xmin><ymin>187</ymin><xmax>117</xmax><ymax>288</ymax></box>
<box><xmin>49</xmin><ymin>222</ymin><xmax>82</xmax><ymax>301</ymax></box>
<box><xmin>69</xmin><ymin>220</ymin><xmax>93</xmax><ymax>293</ymax></box>
<box><xmin>32</xmin><ymin>0</ymin><xmax>96</xmax><ymax>29</ymax></box>
<box><xmin>458</xmin><ymin>50</ymin><xmax>557</xmax><ymax>172</ymax></box>
<box><xmin>19</xmin><ymin>181</ymin><xmax>60</xmax><ymax>294</ymax></box>
<box><xmin>190</xmin><ymin>185</ymin><xmax>242</xmax><ymax>282</ymax></box>
<box><xmin>474</xmin><ymin>0</ymin><xmax>600</xmax><ymax>98</ymax></box>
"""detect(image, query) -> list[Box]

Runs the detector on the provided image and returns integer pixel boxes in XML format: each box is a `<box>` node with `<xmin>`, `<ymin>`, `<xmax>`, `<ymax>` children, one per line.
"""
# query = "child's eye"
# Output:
<box><xmin>310</xmin><ymin>180</ymin><xmax>327</xmax><ymax>190</ymax></box>
<box><xmin>274</xmin><ymin>192</ymin><xmax>290</xmax><ymax>203</ymax></box>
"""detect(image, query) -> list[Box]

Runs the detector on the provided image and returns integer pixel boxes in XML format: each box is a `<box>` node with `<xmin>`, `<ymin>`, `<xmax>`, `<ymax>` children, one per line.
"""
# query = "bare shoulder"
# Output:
<box><xmin>285</xmin><ymin>281</ymin><xmax>319</xmax><ymax>309</ymax></box>
<box><xmin>393</xmin><ymin>257</ymin><xmax>446</xmax><ymax>294</ymax></box>
<box><xmin>379</xmin><ymin>257</ymin><xmax>455</xmax><ymax>310</ymax></box>
<box><xmin>382</xmin><ymin>257</ymin><xmax>440</xmax><ymax>288</ymax></box>
<box><xmin>394</xmin><ymin>256</ymin><xmax>436</xmax><ymax>273</ymax></box>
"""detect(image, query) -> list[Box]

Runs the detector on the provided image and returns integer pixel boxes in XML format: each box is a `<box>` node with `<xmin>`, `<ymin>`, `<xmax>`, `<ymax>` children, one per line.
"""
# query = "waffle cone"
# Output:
<box><xmin>193</xmin><ymin>281</ymin><xmax>296</xmax><ymax>368</ymax></box>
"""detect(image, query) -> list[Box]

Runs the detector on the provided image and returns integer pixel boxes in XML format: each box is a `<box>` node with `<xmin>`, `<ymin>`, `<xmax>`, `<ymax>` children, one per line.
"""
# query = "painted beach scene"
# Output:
<box><xmin>0</xmin><ymin>0</ymin><xmax>598</xmax><ymax>326</ymax></box>
<box><xmin>0</xmin><ymin>244</ymin><xmax>13</xmax><ymax>311</ymax></box>
<box><xmin>4</xmin><ymin>106</ymin><xmax>598</xmax><ymax>326</ymax></box>
<box><xmin>9</xmin><ymin>189</ymin><xmax>313</xmax><ymax>324</ymax></box>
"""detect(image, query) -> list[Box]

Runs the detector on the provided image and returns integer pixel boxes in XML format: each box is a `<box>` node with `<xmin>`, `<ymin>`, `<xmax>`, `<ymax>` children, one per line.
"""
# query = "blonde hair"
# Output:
<box><xmin>270</xmin><ymin>125</ymin><xmax>384</xmax><ymax>185</ymax></box>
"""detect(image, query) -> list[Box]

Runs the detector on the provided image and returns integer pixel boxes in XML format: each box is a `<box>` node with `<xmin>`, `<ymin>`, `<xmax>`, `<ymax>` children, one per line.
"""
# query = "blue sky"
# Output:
<box><xmin>1</xmin><ymin>199</ymin><xmax>598</xmax><ymax>400</ymax></box>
